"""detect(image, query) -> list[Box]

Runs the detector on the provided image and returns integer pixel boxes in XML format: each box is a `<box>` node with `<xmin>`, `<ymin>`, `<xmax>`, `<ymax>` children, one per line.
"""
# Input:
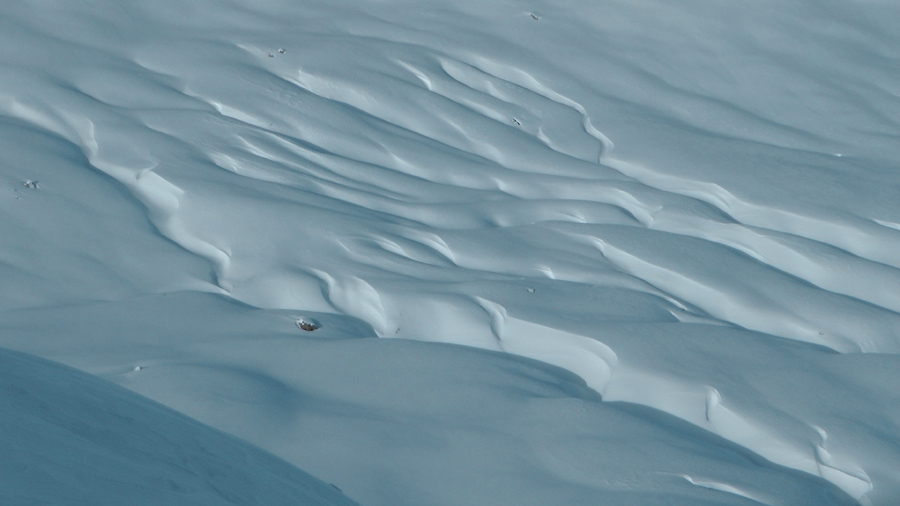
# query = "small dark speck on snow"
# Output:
<box><xmin>297</xmin><ymin>319</ymin><xmax>319</xmax><ymax>331</ymax></box>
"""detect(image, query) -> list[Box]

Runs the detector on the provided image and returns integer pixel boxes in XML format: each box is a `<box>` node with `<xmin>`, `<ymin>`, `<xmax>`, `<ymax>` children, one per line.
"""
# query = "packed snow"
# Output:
<box><xmin>1</xmin><ymin>0</ymin><xmax>899</xmax><ymax>504</ymax></box>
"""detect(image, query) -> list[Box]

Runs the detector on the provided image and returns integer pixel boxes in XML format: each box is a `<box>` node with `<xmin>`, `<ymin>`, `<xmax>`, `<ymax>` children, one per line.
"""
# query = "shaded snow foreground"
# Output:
<box><xmin>0</xmin><ymin>348</ymin><xmax>359</xmax><ymax>506</ymax></box>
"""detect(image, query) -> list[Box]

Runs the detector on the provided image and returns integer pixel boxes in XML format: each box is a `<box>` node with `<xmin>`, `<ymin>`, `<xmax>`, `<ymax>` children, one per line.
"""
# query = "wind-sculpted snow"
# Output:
<box><xmin>0</xmin><ymin>294</ymin><xmax>858</xmax><ymax>506</ymax></box>
<box><xmin>1</xmin><ymin>0</ymin><xmax>899</xmax><ymax>504</ymax></box>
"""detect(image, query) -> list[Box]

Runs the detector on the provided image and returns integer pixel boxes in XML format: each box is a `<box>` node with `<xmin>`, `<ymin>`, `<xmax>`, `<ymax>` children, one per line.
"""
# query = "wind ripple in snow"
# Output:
<box><xmin>2</xmin><ymin>0</ymin><xmax>900</xmax><ymax>504</ymax></box>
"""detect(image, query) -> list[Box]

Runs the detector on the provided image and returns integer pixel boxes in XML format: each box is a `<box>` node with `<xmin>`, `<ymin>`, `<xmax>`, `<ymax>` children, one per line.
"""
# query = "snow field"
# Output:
<box><xmin>2</xmin><ymin>0</ymin><xmax>900</xmax><ymax>504</ymax></box>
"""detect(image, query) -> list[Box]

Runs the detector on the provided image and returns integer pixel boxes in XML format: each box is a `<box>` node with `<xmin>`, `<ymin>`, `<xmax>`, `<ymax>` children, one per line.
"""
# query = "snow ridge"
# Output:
<box><xmin>2</xmin><ymin>0</ymin><xmax>900</xmax><ymax>504</ymax></box>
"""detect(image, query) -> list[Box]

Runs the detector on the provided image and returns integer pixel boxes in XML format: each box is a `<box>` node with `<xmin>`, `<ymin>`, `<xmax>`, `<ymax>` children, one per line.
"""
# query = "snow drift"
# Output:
<box><xmin>2</xmin><ymin>0</ymin><xmax>899</xmax><ymax>504</ymax></box>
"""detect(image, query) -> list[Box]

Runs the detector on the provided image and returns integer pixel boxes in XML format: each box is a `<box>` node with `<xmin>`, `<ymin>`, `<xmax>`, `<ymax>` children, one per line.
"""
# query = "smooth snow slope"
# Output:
<box><xmin>0</xmin><ymin>347</ymin><xmax>360</xmax><ymax>506</ymax></box>
<box><xmin>1</xmin><ymin>0</ymin><xmax>899</xmax><ymax>504</ymax></box>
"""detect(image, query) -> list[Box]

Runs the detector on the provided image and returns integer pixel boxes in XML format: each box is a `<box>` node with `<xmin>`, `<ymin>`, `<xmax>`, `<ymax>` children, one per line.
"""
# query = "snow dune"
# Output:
<box><xmin>0</xmin><ymin>293</ymin><xmax>857</xmax><ymax>506</ymax></box>
<box><xmin>2</xmin><ymin>0</ymin><xmax>899</xmax><ymax>504</ymax></box>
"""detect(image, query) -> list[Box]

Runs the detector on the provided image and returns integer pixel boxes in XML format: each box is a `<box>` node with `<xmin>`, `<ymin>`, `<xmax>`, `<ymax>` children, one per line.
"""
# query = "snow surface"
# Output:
<box><xmin>1</xmin><ymin>0</ymin><xmax>899</xmax><ymax>504</ymax></box>
<box><xmin>0</xmin><ymin>347</ymin><xmax>360</xmax><ymax>505</ymax></box>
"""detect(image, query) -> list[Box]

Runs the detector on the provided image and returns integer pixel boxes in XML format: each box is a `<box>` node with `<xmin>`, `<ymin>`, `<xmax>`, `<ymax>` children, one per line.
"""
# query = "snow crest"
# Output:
<box><xmin>2</xmin><ymin>0</ymin><xmax>900</xmax><ymax>504</ymax></box>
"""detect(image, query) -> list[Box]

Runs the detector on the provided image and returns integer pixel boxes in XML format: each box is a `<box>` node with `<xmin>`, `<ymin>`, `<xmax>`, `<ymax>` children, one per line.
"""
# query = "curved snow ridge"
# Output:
<box><xmin>649</xmin><ymin>209</ymin><xmax>900</xmax><ymax>316</ymax></box>
<box><xmin>283</xmin><ymin>49</ymin><xmax>617</xmax><ymax>181</ymax></box>
<box><xmin>244</xmin><ymin>49</ymin><xmax>900</xmax><ymax>355</ymax></box>
<box><xmin>114</xmin><ymin>32</ymin><xmax>900</xmax><ymax>358</ymax></box>
<box><xmin>679</xmin><ymin>474</ymin><xmax>774</xmax><ymax>506</ymax></box>
<box><xmin>813</xmin><ymin>426</ymin><xmax>875</xmax><ymax>504</ymax></box>
<box><xmin>611</xmin><ymin>155</ymin><xmax>900</xmax><ymax>266</ymax></box>
<box><xmin>76</xmin><ymin>126</ymin><xmax>235</xmax><ymax>294</ymax></box>
<box><xmin>3</xmin><ymin>1</ymin><xmax>899</xmax><ymax>504</ymax></box>
<box><xmin>457</xmin><ymin>54</ymin><xmax>616</xmax><ymax>154</ymax></box>
<box><xmin>603</xmin><ymin>368</ymin><xmax>882</xmax><ymax>503</ymax></box>
<box><xmin>0</xmin><ymin>96</ymin><xmax>234</xmax><ymax>294</ymax></box>
<box><xmin>32</xmin><ymin>39</ymin><xmax>894</xmax><ymax>500</ymax></box>
<box><xmin>312</xmin><ymin>269</ymin><xmax>391</xmax><ymax>337</ymax></box>
<box><xmin>474</xmin><ymin>297</ymin><xmax>618</xmax><ymax>394</ymax></box>
<box><xmin>589</xmin><ymin>235</ymin><xmax>900</xmax><ymax>353</ymax></box>
<box><xmin>1</xmin><ymin>292</ymin><xmax>860</xmax><ymax>506</ymax></box>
